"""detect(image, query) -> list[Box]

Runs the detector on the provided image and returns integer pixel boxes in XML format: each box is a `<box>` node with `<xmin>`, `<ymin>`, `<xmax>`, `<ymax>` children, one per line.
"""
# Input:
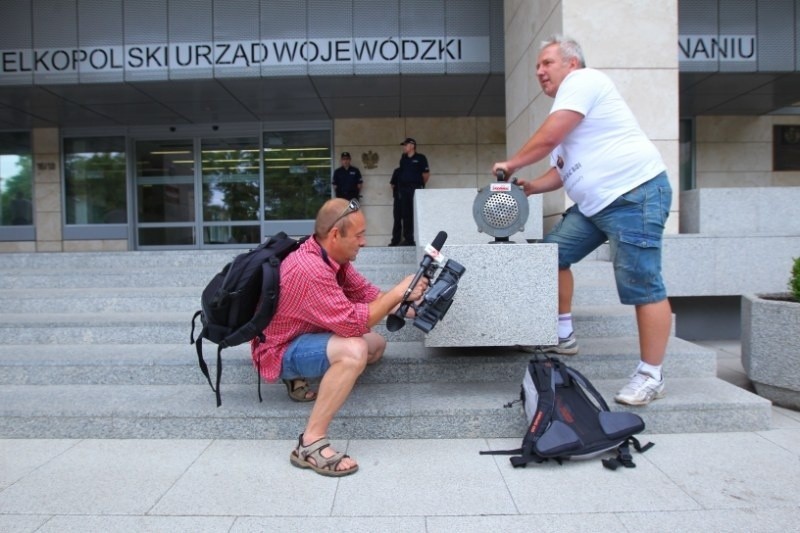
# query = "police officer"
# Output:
<box><xmin>332</xmin><ymin>152</ymin><xmax>363</xmax><ymax>201</ymax></box>
<box><xmin>396</xmin><ymin>138</ymin><xmax>429</xmax><ymax>246</ymax></box>
<box><xmin>388</xmin><ymin>166</ymin><xmax>402</xmax><ymax>246</ymax></box>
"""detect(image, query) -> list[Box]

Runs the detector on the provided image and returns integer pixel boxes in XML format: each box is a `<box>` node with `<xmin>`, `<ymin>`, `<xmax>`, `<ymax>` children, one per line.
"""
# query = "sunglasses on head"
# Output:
<box><xmin>326</xmin><ymin>198</ymin><xmax>360</xmax><ymax>233</ymax></box>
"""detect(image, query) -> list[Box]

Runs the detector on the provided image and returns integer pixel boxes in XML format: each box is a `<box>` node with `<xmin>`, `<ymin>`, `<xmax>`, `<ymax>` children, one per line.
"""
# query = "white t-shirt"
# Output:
<box><xmin>549</xmin><ymin>68</ymin><xmax>666</xmax><ymax>217</ymax></box>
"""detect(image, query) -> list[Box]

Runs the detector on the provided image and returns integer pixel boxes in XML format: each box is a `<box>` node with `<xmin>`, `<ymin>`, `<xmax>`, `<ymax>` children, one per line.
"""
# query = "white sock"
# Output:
<box><xmin>637</xmin><ymin>362</ymin><xmax>662</xmax><ymax>381</ymax></box>
<box><xmin>557</xmin><ymin>313</ymin><xmax>573</xmax><ymax>339</ymax></box>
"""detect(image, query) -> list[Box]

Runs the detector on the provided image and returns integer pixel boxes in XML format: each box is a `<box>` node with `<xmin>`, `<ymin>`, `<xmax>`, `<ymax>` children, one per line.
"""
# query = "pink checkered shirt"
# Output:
<box><xmin>250</xmin><ymin>236</ymin><xmax>381</xmax><ymax>382</ymax></box>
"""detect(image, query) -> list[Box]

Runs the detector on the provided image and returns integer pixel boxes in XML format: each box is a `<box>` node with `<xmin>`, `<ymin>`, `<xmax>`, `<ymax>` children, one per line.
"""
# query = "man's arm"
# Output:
<box><xmin>366</xmin><ymin>275</ymin><xmax>427</xmax><ymax>328</ymax></box>
<box><xmin>493</xmin><ymin>109</ymin><xmax>583</xmax><ymax>177</ymax></box>
<box><xmin>516</xmin><ymin>167</ymin><xmax>564</xmax><ymax>196</ymax></box>
<box><xmin>422</xmin><ymin>171</ymin><xmax>430</xmax><ymax>186</ymax></box>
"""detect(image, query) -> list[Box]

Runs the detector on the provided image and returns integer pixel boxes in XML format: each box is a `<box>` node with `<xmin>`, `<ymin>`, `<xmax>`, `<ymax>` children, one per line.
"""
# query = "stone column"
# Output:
<box><xmin>32</xmin><ymin>127</ymin><xmax>63</xmax><ymax>252</ymax></box>
<box><xmin>502</xmin><ymin>0</ymin><xmax>680</xmax><ymax>234</ymax></box>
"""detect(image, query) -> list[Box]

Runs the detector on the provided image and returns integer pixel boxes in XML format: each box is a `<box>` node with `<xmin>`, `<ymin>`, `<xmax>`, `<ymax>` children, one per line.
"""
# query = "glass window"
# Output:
<box><xmin>64</xmin><ymin>136</ymin><xmax>127</xmax><ymax>224</ymax></box>
<box><xmin>773</xmin><ymin>125</ymin><xmax>800</xmax><ymax>171</ymax></box>
<box><xmin>263</xmin><ymin>130</ymin><xmax>331</xmax><ymax>221</ymax></box>
<box><xmin>0</xmin><ymin>132</ymin><xmax>33</xmax><ymax>226</ymax></box>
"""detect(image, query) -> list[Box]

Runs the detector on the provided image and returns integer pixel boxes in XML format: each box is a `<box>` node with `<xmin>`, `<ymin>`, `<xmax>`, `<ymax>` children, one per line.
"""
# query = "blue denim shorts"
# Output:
<box><xmin>543</xmin><ymin>172</ymin><xmax>672</xmax><ymax>305</ymax></box>
<box><xmin>280</xmin><ymin>333</ymin><xmax>333</xmax><ymax>380</ymax></box>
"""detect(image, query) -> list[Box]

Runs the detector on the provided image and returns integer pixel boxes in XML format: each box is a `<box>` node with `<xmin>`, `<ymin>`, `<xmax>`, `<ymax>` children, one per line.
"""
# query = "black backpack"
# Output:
<box><xmin>482</xmin><ymin>355</ymin><xmax>653</xmax><ymax>470</ymax></box>
<box><xmin>190</xmin><ymin>232</ymin><xmax>307</xmax><ymax>407</ymax></box>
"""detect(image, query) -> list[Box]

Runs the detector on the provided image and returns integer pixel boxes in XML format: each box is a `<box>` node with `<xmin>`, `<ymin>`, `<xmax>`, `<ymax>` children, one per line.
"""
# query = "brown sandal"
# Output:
<box><xmin>282</xmin><ymin>378</ymin><xmax>317</xmax><ymax>402</ymax></box>
<box><xmin>289</xmin><ymin>434</ymin><xmax>358</xmax><ymax>477</ymax></box>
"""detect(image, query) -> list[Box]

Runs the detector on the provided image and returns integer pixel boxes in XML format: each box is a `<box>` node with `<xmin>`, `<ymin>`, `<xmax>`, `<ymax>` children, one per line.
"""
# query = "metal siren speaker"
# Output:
<box><xmin>472</xmin><ymin>180</ymin><xmax>529</xmax><ymax>243</ymax></box>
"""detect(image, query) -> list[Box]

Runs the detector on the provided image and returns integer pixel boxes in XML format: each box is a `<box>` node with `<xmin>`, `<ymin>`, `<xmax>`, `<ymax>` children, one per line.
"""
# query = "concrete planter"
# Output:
<box><xmin>741</xmin><ymin>293</ymin><xmax>800</xmax><ymax>410</ymax></box>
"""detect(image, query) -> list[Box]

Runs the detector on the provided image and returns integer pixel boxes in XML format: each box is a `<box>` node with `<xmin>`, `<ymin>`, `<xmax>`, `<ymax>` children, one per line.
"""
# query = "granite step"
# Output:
<box><xmin>0</xmin><ymin>262</ymin><xmax>415</xmax><ymax>290</ymax></box>
<box><xmin>0</xmin><ymin>304</ymin><xmax>663</xmax><ymax>344</ymax></box>
<box><xmin>0</xmin><ymin>377</ymin><xmax>771</xmax><ymax>439</ymax></box>
<box><xmin>0</xmin><ymin>247</ymin><xmax>417</xmax><ymax>270</ymax></box>
<box><xmin>0</xmin><ymin>312</ymin><xmax>426</xmax><ymax>344</ymax></box>
<box><xmin>0</xmin><ymin>281</ymin><xmax>416</xmax><ymax>313</ymax></box>
<box><xmin>0</xmin><ymin>336</ymin><xmax>717</xmax><ymax>386</ymax></box>
<box><xmin>0</xmin><ymin>249</ymin><xmax>772</xmax><ymax>438</ymax></box>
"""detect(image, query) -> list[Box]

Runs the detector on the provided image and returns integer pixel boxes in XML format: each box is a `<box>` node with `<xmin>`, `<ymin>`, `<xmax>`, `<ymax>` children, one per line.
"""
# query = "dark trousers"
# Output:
<box><xmin>391</xmin><ymin>195</ymin><xmax>402</xmax><ymax>244</ymax></box>
<box><xmin>336</xmin><ymin>191</ymin><xmax>359</xmax><ymax>201</ymax></box>
<box><xmin>398</xmin><ymin>187</ymin><xmax>417</xmax><ymax>244</ymax></box>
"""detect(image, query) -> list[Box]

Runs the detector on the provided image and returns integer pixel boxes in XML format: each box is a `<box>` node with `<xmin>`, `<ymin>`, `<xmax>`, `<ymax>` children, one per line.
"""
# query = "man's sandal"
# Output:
<box><xmin>289</xmin><ymin>434</ymin><xmax>359</xmax><ymax>477</ymax></box>
<box><xmin>282</xmin><ymin>378</ymin><xmax>317</xmax><ymax>402</ymax></box>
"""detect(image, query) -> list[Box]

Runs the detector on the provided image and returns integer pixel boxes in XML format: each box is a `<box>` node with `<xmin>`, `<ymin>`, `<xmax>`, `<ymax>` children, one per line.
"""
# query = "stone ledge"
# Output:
<box><xmin>663</xmin><ymin>234</ymin><xmax>800</xmax><ymax>296</ymax></box>
<box><xmin>681</xmin><ymin>187</ymin><xmax>800</xmax><ymax>234</ymax></box>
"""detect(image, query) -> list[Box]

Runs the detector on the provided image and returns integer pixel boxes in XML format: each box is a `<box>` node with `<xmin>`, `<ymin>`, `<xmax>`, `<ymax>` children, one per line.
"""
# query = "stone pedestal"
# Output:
<box><xmin>741</xmin><ymin>293</ymin><xmax>800</xmax><ymax>410</ymax></box>
<box><xmin>413</xmin><ymin>188</ymin><xmax>556</xmax><ymax>348</ymax></box>
<box><xmin>422</xmin><ymin>243</ymin><xmax>558</xmax><ymax>347</ymax></box>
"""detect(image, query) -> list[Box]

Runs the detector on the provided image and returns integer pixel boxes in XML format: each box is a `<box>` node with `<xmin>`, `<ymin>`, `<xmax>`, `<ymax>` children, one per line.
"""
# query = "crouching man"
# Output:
<box><xmin>251</xmin><ymin>198</ymin><xmax>428</xmax><ymax>477</ymax></box>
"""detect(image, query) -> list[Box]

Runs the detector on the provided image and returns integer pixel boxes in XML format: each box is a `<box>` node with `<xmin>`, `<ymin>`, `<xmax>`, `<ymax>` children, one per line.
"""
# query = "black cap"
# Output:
<box><xmin>340</xmin><ymin>152</ymin><xmax>351</xmax><ymax>158</ymax></box>
<box><xmin>400</xmin><ymin>137</ymin><xmax>416</xmax><ymax>146</ymax></box>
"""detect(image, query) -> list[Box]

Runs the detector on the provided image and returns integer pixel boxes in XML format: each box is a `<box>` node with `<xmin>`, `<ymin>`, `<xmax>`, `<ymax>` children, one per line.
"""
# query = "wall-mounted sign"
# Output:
<box><xmin>679</xmin><ymin>35</ymin><xmax>756</xmax><ymax>62</ymax></box>
<box><xmin>0</xmin><ymin>36</ymin><xmax>490</xmax><ymax>78</ymax></box>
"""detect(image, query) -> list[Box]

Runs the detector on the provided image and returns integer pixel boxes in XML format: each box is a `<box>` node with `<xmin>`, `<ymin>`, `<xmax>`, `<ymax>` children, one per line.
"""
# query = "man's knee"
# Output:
<box><xmin>331</xmin><ymin>336</ymin><xmax>370</xmax><ymax>372</ymax></box>
<box><xmin>366</xmin><ymin>334</ymin><xmax>387</xmax><ymax>364</ymax></box>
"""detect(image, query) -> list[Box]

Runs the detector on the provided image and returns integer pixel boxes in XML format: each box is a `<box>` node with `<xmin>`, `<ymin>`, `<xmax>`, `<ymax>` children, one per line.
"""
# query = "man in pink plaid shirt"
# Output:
<box><xmin>252</xmin><ymin>198</ymin><xmax>428</xmax><ymax>477</ymax></box>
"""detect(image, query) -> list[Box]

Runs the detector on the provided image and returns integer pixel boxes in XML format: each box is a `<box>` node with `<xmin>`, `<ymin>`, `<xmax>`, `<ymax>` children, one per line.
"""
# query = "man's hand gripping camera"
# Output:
<box><xmin>386</xmin><ymin>231</ymin><xmax>466</xmax><ymax>333</ymax></box>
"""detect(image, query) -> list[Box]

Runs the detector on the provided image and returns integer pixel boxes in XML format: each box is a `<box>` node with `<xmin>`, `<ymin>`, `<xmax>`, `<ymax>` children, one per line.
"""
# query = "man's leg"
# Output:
<box><xmin>614</xmin><ymin>300</ymin><xmax>670</xmax><ymax>405</ymax></box>
<box><xmin>401</xmin><ymin>190</ymin><xmax>416</xmax><ymax>244</ymax></box>
<box><xmin>558</xmin><ymin>268</ymin><xmax>574</xmax><ymax>314</ymax></box>
<box><xmin>635</xmin><ymin>299</ymin><xmax>672</xmax><ymax>366</ymax></box>
<box><xmin>363</xmin><ymin>331</ymin><xmax>387</xmax><ymax>364</ymax></box>
<box><xmin>600</xmin><ymin>172</ymin><xmax>672</xmax><ymax>405</ymax></box>
<box><xmin>535</xmin><ymin>207</ymin><xmax>606</xmax><ymax>355</ymax></box>
<box><xmin>302</xmin><ymin>334</ymin><xmax>385</xmax><ymax>471</ymax></box>
<box><xmin>391</xmin><ymin>197</ymin><xmax>402</xmax><ymax>245</ymax></box>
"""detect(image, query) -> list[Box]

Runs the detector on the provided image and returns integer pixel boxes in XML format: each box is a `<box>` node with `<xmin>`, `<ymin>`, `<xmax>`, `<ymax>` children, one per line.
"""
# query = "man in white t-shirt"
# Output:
<box><xmin>492</xmin><ymin>35</ymin><xmax>673</xmax><ymax>407</ymax></box>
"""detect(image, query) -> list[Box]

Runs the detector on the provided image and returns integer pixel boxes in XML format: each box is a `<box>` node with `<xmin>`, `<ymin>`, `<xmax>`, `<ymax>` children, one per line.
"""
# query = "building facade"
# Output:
<box><xmin>0</xmin><ymin>0</ymin><xmax>797</xmax><ymax>252</ymax></box>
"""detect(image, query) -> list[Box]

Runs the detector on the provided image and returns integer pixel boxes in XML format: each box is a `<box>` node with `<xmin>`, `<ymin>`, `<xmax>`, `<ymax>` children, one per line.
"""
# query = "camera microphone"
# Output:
<box><xmin>386</xmin><ymin>231</ymin><xmax>448</xmax><ymax>332</ymax></box>
<box><xmin>403</xmin><ymin>230</ymin><xmax>447</xmax><ymax>300</ymax></box>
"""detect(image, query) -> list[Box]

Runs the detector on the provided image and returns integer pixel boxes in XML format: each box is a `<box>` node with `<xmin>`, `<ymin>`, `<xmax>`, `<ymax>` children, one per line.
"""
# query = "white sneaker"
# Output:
<box><xmin>516</xmin><ymin>332</ymin><xmax>579</xmax><ymax>356</ymax></box>
<box><xmin>614</xmin><ymin>371</ymin><xmax>665</xmax><ymax>406</ymax></box>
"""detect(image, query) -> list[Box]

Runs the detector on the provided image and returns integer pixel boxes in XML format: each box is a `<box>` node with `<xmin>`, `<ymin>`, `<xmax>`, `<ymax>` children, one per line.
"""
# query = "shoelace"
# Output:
<box><xmin>626</xmin><ymin>371</ymin><xmax>657</xmax><ymax>390</ymax></box>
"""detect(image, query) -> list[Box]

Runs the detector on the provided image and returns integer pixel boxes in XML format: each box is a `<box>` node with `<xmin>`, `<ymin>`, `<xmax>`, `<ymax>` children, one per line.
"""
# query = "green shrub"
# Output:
<box><xmin>790</xmin><ymin>257</ymin><xmax>800</xmax><ymax>302</ymax></box>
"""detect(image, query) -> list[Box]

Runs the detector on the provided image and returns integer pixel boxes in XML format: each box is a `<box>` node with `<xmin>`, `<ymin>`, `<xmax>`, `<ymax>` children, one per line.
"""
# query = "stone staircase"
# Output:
<box><xmin>0</xmin><ymin>247</ymin><xmax>770</xmax><ymax>439</ymax></box>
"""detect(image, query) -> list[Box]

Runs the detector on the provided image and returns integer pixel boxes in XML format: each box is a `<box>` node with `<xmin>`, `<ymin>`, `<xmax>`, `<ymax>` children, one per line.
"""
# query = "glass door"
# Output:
<box><xmin>132</xmin><ymin>126</ymin><xmax>331</xmax><ymax>248</ymax></box>
<box><xmin>134</xmin><ymin>139</ymin><xmax>196</xmax><ymax>247</ymax></box>
<box><xmin>201</xmin><ymin>136</ymin><xmax>260</xmax><ymax>246</ymax></box>
<box><xmin>262</xmin><ymin>129</ymin><xmax>331</xmax><ymax>236</ymax></box>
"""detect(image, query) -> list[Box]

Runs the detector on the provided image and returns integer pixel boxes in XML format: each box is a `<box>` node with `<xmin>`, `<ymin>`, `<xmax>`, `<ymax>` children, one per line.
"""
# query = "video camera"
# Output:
<box><xmin>386</xmin><ymin>231</ymin><xmax>466</xmax><ymax>333</ymax></box>
<box><xmin>411</xmin><ymin>257</ymin><xmax>466</xmax><ymax>332</ymax></box>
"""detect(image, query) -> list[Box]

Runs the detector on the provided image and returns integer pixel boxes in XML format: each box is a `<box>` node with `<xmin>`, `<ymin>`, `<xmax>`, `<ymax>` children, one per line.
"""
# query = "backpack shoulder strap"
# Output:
<box><xmin>479</xmin><ymin>356</ymin><xmax>558</xmax><ymax>463</ymax></box>
<box><xmin>602</xmin><ymin>436</ymin><xmax>655</xmax><ymax>470</ymax></box>
<box><xmin>508</xmin><ymin>357</ymin><xmax>558</xmax><ymax>467</ymax></box>
<box><xmin>194</xmin><ymin>334</ymin><xmax>223</xmax><ymax>407</ymax></box>
<box><xmin>560</xmin><ymin>363</ymin><xmax>655</xmax><ymax>471</ymax></box>
<box><xmin>564</xmin><ymin>364</ymin><xmax>611</xmax><ymax>411</ymax></box>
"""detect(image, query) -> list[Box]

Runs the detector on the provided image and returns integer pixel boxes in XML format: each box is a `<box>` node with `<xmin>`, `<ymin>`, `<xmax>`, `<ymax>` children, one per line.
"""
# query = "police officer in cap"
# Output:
<box><xmin>332</xmin><ymin>152</ymin><xmax>363</xmax><ymax>201</ymax></box>
<box><xmin>396</xmin><ymin>138</ymin><xmax>429</xmax><ymax>246</ymax></box>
